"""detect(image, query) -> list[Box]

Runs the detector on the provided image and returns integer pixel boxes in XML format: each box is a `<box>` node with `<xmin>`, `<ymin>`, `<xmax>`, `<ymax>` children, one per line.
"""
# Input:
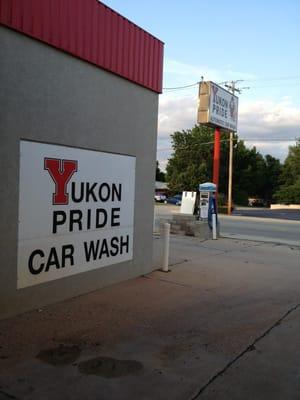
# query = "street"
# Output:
<box><xmin>219</xmin><ymin>214</ymin><xmax>300</xmax><ymax>246</ymax></box>
<box><xmin>155</xmin><ymin>204</ymin><xmax>300</xmax><ymax>247</ymax></box>
<box><xmin>233</xmin><ymin>207</ymin><xmax>300</xmax><ymax>221</ymax></box>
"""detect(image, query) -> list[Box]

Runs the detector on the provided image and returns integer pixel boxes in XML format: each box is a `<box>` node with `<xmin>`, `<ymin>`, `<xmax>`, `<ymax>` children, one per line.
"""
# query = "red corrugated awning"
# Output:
<box><xmin>0</xmin><ymin>0</ymin><xmax>164</xmax><ymax>93</ymax></box>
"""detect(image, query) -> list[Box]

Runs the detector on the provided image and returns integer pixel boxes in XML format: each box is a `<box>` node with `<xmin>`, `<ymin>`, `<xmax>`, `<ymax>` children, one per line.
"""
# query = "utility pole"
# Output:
<box><xmin>224</xmin><ymin>81</ymin><xmax>241</xmax><ymax>215</ymax></box>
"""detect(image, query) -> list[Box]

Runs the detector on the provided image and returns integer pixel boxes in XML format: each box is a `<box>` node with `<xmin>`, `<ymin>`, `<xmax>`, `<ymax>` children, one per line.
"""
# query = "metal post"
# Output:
<box><xmin>227</xmin><ymin>131</ymin><xmax>233</xmax><ymax>215</ymax></box>
<box><xmin>161</xmin><ymin>223</ymin><xmax>170</xmax><ymax>272</ymax></box>
<box><xmin>212</xmin><ymin>213</ymin><xmax>217</xmax><ymax>239</ymax></box>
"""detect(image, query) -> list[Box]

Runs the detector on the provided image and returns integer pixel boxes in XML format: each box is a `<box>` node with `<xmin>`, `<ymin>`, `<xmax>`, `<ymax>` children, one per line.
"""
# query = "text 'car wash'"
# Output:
<box><xmin>18</xmin><ymin>142</ymin><xmax>135</xmax><ymax>288</ymax></box>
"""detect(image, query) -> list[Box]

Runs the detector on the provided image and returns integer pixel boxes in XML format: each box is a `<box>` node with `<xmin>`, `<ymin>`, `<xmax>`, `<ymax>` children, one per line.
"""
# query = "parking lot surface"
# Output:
<box><xmin>0</xmin><ymin>235</ymin><xmax>299</xmax><ymax>399</ymax></box>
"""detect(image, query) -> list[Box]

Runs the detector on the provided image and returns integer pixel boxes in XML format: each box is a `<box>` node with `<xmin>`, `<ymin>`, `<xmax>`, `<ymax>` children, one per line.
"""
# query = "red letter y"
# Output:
<box><xmin>44</xmin><ymin>158</ymin><xmax>77</xmax><ymax>205</ymax></box>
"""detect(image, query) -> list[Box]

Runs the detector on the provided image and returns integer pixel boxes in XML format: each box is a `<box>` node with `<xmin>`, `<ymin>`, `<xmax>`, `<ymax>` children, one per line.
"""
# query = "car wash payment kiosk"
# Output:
<box><xmin>199</xmin><ymin>182</ymin><xmax>217</xmax><ymax>221</ymax></box>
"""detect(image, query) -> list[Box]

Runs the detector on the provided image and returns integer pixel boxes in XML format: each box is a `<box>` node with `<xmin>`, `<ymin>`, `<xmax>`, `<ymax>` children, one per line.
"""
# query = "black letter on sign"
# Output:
<box><xmin>99</xmin><ymin>238</ymin><xmax>110</xmax><ymax>259</ymax></box>
<box><xmin>96</xmin><ymin>209</ymin><xmax>107</xmax><ymax>228</ymax></box>
<box><xmin>53</xmin><ymin>211</ymin><xmax>67</xmax><ymax>234</ymax></box>
<box><xmin>69</xmin><ymin>210</ymin><xmax>83</xmax><ymax>232</ymax></box>
<box><xmin>45</xmin><ymin>247</ymin><xmax>60</xmax><ymax>271</ymax></box>
<box><xmin>112</xmin><ymin>183</ymin><xmax>122</xmax><ymax>201</ymax></box>
<box><xmin>86</xmin><ymin>182</ymin><xmax>98</xmax><ymax>202</ymax></box>
<box><xmin>98</xmin><ymin>183</ymin><xmax>110</xmax><ymax>202</ymax></box>
<box><xmin>120</xmin><ymin>235</ymin><xmax>129</xmax><ymax>255</ymax></box>
<box><xmin>110</xmin><ymin>236</ymin><xmax>119</xmax><ymax>256</ymax></box>
<box><xmin>71</xmin><ymin>182</ymin><xmax>84</xmax><ymax>203</ymax></box>
<box><xmin>84</xmin><ymin>240</ymin><xmax>100</xmax><ymax>262</ymax></box>
<box><xmin>111</xmin><ymin>208</ymin><xmax>120</xmax><ymax>227</ymax></box>
<box><xmin>61</xmin><ymin>244</ymin><xmax>74</xmax><ymax>268</ymax></box>
<box><xmin>28</xmin><ymin>249</ymin><xmax>45</xmax><ymax>275</ymax></box>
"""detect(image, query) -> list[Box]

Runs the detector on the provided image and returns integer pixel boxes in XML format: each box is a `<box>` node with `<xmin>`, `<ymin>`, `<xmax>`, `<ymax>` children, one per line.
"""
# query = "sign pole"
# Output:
<box><xmin>227</xmin><ymin>131</ymin><xmax>233</xmax><ymax>214</ymax></box>
<box><xmin>213</xmin><ymin>127</ymin><xmax>220</xmax><ymax>193</ymax></box>
<box><xmin>197</xmin><ymin>80</ymin><xmax>240</xmax><ymax>206</ymax></box>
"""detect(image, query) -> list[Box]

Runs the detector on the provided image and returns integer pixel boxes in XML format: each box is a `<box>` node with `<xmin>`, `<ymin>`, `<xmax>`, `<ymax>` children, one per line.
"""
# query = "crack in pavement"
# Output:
<box><xmin>197</xmin><ymin>242</ymin><xmax>265</xmax><ymax>256</ymax></box>
<box><xmin>143</xmin><ymin>274</ymin><xmax>192</xmax><ymax>288</ymax></box>
<box><xmin>0</xmin><ymin>389</ymin><xmax>18</xmax><ymax>399</ymax></box>
<box><xmin>169</xmin><ymin>259</ymin><xmax>190</xmax><ymax>267</ymax></box>
<box><xmin>189</xmin><ymin>302</ymin><xmax>300</xmax><ymax>400</ymax></box>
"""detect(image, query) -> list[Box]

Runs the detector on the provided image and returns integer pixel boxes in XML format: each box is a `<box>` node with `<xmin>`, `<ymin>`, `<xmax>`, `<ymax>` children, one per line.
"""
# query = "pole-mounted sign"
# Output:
<box><xmin>197</xmin><ymin>81</ymin><xmax>239</xmax><ymax>132</ymax></box>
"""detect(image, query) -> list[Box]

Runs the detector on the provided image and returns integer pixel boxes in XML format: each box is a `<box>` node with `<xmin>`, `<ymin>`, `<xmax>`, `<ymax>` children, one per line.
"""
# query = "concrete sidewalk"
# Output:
<box><xmin>0</xmin><ymin>236</ymin><xmax>300</xmax><ymax>399</ymax></box>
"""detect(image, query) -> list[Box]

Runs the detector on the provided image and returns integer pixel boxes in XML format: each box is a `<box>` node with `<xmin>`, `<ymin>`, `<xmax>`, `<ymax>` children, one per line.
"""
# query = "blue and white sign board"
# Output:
<box><xmin>17</xmin><ymin>140</ymin><xmax>136</xmax><ymax>289</ymax></box>
<box><xmin>198</xmin><ymin>81</ymin><xmax>239</xmax><ymax>132</ymax></box>
<box><xmin>199</xmin><ymin>182</ymin><xmax>216</xmax><ymax>193</ymax></box>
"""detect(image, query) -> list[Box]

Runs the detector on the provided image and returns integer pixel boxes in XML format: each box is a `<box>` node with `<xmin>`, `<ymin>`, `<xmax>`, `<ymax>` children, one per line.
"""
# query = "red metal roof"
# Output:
<box><xmin>0</xmin><ymin>0</ymin><xmax>164</xmax><ymax>93</ymax></box>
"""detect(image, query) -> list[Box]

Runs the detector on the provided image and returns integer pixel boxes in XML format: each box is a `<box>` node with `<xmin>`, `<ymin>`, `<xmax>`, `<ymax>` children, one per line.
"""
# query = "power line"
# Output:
<box><xmin>156</xmin><ymin>138</ymin><xmax>297</xmax><ymax>152</ymax></box>
<box><xmin>157</xmin><ymin>139</ymin><xmax>227</xmax><ymax>151</ymax></box>
<box><xmin>163</xmin><ymin>75</ymin><xmax>300</xmax><ymax>92</ymax></box>
<box><xmin>163</xmin><ymin>82</ymin><xmax>199</xmax><ymax>91</ymax></box>
<box><xmin>242</xmin><ymin>138</ymin><xmax>297</xmax><ymax>142</ymax></box>
<box><xmin>249</xmin><ymin>81</ymin><xmax>300</xmax><ymax>89</ymax></box>
<box><xmin>221</xmin><ymin>75</ymin><xmax>300</xmax><ymax>84</ymax></box>
<box><xmin>243</xmin><ymin>75</ymin><xmax>300</xmax><ymax>82</ymax></box>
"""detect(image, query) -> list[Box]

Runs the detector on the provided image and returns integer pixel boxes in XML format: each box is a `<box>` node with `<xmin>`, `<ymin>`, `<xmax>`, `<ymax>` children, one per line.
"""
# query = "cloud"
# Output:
<box><xmin>157</xmin><ymin>93</ymin><xmax>299</xmax><ymax>169</ymax></box>
<box><xmin>163</xmin><ymin>58</ymin><xmax>256</xmax><ymax>89</ymax></box>
<box><xmin>239</xmin><ymin>99</ymin><xmax>300</xmax><ymax>138</ymax></box>
<box><xmin>158</xmin><ymin>94</ymin><xmax>198</xmax><ymax>138</ymax></box>
<box><xmin>157</xmin><ymin>59</ymin><xmax>299</xmax><ymax>170</ymax></box>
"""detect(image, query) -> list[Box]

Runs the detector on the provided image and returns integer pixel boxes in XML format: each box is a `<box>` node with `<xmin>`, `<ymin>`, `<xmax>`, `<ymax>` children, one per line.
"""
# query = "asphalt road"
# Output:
<box><xmin>155</xmin><ymin>204</ymin><xmax>300</xmax><ymax>247</ymax></box>
<box><xmin>219</xmin><ymin>214</ymin><xmax>300</xmax><ymax>247</ymax></box>
<box><xmin>233</xmin><ymin>207</ymin><xmax>300</xmax><ymax>221</ymax></box>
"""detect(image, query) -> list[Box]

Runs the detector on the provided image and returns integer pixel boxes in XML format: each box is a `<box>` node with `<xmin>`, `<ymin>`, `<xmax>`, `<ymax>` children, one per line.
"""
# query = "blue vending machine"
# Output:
<box><xmin>199</xmin><ymin>182</ymin><xmax>218</xmax><ymax>233</ymax></box>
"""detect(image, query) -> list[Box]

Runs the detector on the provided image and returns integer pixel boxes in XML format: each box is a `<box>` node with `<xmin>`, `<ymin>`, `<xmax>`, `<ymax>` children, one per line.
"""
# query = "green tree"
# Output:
<box><xmin>279</xmin><ymin>139</ymin><xmax>300</xmax><ymax>186</ymax></box>
<box><xmin>166</xmin><ymin>124</ymin><xmax>282</xmax><ymax>205</ymax></box>
<box><xmin>155</xmin><ymin>161</ymin><xmax>166</xmax><ymax>182</ymax></box>
<box><xmin>166</xmin><ymin>125</ymin><xmax>214</xmax><ymax>193</ymax></box>
<box><xmin>275</xmin><ymin>178</ymin><xmax>300</xmax><ymax>204</ymax></box>
<box><xmin>275</xmin><ymin>139</ymin><xmax>300</xmax><ymax>203</ymax></box>
<box><xmin>263</xmin><ymin>155</ymin><xmax>282</xmax><ymax>203</ymax></box>
<box><xmin>231</xmin><ymin>142</ymin><xmax>261</xmax><ymax>204</ymax></box>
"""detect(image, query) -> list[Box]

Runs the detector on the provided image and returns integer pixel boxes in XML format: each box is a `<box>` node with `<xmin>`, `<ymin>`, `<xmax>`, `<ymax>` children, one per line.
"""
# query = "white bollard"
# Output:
<box><xmin>212</xmin><ymin>213</ymin><xmax>217</xmax><ymax>240</ymax></box>
<box><xmin>162</xmin><ymin>223</ymin><xmax>170</xmax><ymax>272</ymax></box>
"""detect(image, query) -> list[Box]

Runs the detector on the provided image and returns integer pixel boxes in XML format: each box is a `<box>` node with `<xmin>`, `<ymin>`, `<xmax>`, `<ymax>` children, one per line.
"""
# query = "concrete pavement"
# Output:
<box><xmin>0</xmin><ymin>235</ymin><xmax>300</xmax><ymax>399</ymax></box>
<box><xmin>199</xmin><ymin>306</ymin><xmax>300</xmax><ymax>399</ymax></box>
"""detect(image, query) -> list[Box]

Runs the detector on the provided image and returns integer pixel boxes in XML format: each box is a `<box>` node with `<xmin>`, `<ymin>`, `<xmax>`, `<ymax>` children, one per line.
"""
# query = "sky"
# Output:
<box><xmin>104</xmin><ymin>0</ymin><xmax>300</xmax><ymax>170</ymax></box>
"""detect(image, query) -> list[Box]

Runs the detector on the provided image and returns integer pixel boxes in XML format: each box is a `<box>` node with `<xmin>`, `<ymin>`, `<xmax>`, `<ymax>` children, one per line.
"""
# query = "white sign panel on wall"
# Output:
<box><xmin>197</xmin><ymin>81</ymin><xmax>239</xmax><ymax>132</ymax></box>
<box><xmin>17</xmin><ymin>141</ymin><xmax>136</xmax><ymax>289</ymax></box>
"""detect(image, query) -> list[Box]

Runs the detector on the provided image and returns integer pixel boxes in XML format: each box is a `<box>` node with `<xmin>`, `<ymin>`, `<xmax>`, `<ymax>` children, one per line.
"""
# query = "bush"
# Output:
<box><xmin>274</xmin><ymin>178</ymin><xmax>300</xmax><ymax>204</ymax></box>
<box><xmin>233</xmin><ymin>190</ymin><xmax>249</xmax><ymax>206</ymax></box>
<box><xmin>218</xmin><ymin>205</ymin><xmax>234</xmax><ymax>214</ymax></box>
